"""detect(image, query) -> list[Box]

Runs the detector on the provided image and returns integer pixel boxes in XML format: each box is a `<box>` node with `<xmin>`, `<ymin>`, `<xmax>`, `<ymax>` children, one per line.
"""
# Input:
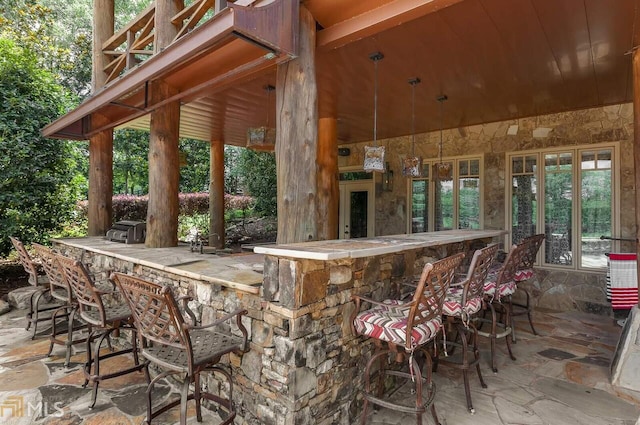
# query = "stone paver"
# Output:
<box><xmin>0</xmin><ymin>305</ymin><xmax>639</xmax><ymax>424</ymax></box>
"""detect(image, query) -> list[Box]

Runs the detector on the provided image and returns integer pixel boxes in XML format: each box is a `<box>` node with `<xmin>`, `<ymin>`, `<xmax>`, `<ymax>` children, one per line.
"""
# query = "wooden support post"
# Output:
<box><xmin>145</xmin><ymin>0</ymin><xmax>183</xmax><ymax>247</ymax></box>
<box><xmin>87</xmin><ymin>0</ymin><xmax>114</xmax><ymax>236</ymax></box>
<box><xmin>633</xmin><ymin>49</ymin><xmax>640</xmax><ymax>304</ymax></box>
<box><xmin>92</xmin><ymin>0</ymin><xmax>113</xmax><ymax>90</ymax></box>
<box><xmin>209</xmin><ymin>140</ymin><xmax>225</xmax><ymax>248</ymax></box>
<box><xmin>317</xmin><ymin>117</ymin><xmax>338</xmax><ymax>240</ymax></box>
<box><xmin>88</xmin><ymin>114</ymin><xmax>113</xmax><ymax>236</ymax></box>
<box><xmin>275</xmin><ymin>6</ymin><xmax>318</xmax><ymax>244</ymax></box>
<box><xmin>155</xmin><ymin>0</ymin><xmax>184</xmax><ymax>51</ymax></box>
<box><xmin>146</xmin><ymin>82</ymin><xmax>180</xmax><ymax>247</ymax></box>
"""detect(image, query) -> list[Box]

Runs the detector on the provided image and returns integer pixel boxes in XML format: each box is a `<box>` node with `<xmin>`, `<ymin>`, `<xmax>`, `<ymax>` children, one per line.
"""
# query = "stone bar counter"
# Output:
<box><xmin>54</xmin><ymin>229</ymin><xmax>504</xmax><ymax>424</ymax></box>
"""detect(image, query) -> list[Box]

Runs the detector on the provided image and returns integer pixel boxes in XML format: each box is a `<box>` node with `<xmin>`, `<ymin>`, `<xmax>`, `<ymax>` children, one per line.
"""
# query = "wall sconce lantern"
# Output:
<box><xmin>382</xmin><ymin>162</ymin><xmax>394</xmax><ymax>191</ymax></box>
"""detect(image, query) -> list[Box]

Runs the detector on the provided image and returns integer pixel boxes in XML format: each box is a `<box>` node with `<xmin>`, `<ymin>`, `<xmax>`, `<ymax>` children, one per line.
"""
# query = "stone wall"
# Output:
<box><xmin>339</xmin><ymin>103</ymin><xmax>635</xmax><ymax>316</ymax></box>
<box><xmin>55</xmin><ymin>240</ymin><xmax>471</xmax><ymax>424</ymax></box>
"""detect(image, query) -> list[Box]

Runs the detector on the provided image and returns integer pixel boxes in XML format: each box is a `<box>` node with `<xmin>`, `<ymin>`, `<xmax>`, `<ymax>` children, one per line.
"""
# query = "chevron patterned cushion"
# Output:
<box><xmin>442</xmin><ymin>288</ymin><xmax>483</xmax><ymax>317</ymax></box>
<box><xmin>353</xmin><ymin>306</ymin><xmax>442</xmax><ymax>348</ymax></box>
<box><xmin>514</xmin><ymin>268</ymin><xmax>534</xmax><ymax>281</ymax></box>
<box><xmin>483</xmin><ymin>279</ymin><xmax>516</xmax><ymax>299</ymax></box>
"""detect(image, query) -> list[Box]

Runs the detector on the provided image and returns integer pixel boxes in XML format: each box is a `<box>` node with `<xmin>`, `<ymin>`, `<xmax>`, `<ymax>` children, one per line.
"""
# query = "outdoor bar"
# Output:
<box><xmin>53</xmin><ymin>229</ymin><xmax>503</xmax><ymax>424</ymax></box>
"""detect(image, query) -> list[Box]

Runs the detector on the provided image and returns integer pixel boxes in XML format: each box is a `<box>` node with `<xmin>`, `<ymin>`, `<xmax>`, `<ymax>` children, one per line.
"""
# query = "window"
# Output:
<box><xmin>507</xmin><ymin>145</ymin><xmax>616</xmax><ymax>270</ymax></box>
<box><xmin>410</xmin><ymin>156</ymin><xmax>483</xmax><ymax>233</ymax></box>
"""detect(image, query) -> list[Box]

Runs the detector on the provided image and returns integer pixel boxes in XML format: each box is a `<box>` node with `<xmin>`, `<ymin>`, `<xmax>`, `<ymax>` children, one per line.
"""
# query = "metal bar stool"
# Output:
<box><xmin>351</xmin><ymin>253</ymin><xmax>464</xmax><ymax>425</ymax></box>
<box><xmin>111</xmin><ymin>272</ymin><xmax>248</xmax><ymax>425</ymax></box>
<box><xmin>32</xmin><ymin>243</ymin><xmax>96</xmax><ymax>367</ymax></box>
<box><xmin>476</xmin><ymin>242</ymin><xmax>528</xmax><ymax>373</ymax></box>
<box><xmin>9</xmin><ymin>237</ymin><xmax>62</xmax><ymax>339</ymax></box>
<box><xmin>54</xmin><ymin>253</ymin><xmax>148</xmax><ymax>408</ymax></box>
<box><xmin>511</xmin><ymin>233</ymin><xmax>545</xmax><ymax>340</ymax></box>
<box><xmin>435</xmin><ymin>243</ymin><xmax>498</xmax><ymax>413</ymax></box>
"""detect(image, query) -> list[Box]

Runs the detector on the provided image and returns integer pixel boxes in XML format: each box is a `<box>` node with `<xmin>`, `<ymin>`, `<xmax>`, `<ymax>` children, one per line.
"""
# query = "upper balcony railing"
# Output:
<box><xmin>102</xmin><ymin>0</ymin><xmax>235</xmax><ymax>84</ymax></box>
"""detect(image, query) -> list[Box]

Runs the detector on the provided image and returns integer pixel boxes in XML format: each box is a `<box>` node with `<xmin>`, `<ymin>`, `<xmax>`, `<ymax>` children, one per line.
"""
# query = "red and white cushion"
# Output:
<box><xmin>442</xmin><ymin>286</ymin><xmax>482</xmax><ymax>317</ymax></box>
<box><xmin>353</xmin><ymin>305</ymin><xmax>442</xmax><ymax>348</ymax></box>
<box><xmin>514</xmin><ymin>268</ymin><xmax>534</xmax><ymax>282</ymax></box>
<box><xmin>484</xmin><ymin>268</ymin><xmax>516</xmax><ymax>300</ymax></box>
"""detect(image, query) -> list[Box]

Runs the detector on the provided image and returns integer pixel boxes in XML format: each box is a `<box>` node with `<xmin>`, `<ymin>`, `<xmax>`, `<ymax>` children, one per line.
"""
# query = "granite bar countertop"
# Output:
<box><xmin>254</xmin><ymin>229</ymin><xmax>507</xmax><ymax>260</ymax></box>
<box><xmin>54</xmin><ymin>237</ymin><xmax>264</xmax><ymax>294</ymax></box>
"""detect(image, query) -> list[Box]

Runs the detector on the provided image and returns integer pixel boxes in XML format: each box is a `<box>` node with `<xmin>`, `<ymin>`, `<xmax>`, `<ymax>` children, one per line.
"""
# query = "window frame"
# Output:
<box><xmin>506</xmin><ymin>143</ymin><xmax>619</xmax><ymax>271</ymax></box>
<box><xmin>407</xmin><ymin>154</ymin><xmax>484</xmax><ymax>233</ymax></box>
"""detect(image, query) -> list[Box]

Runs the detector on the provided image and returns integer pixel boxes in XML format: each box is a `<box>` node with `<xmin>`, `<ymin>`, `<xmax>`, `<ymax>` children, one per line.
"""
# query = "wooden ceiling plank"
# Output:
<box><xmin>317</xmin><ymin>0</ymin><xmax>464</xmax><ymax>50</ymax></box>
<box><xmin>531</xmin><ymin>0</ymin><xmax>599</xmax><ymax>110</ymax></box>
<box><xmin>585</xmin><ymin>0</ymin><xmax>635</xmax><ymax>105</ymax></box>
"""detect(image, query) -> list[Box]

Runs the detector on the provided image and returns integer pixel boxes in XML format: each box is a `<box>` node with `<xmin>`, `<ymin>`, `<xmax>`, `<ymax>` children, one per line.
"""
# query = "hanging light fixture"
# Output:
<box><xmin>402</xmin><ymin>77</ymin><xmax>422</xmax><ymax>177</ymax></box>
<box><xmin>247</xmin><ymin>84</ymin><xmax>276</xmax><ymax>151</ymax></box>
<box><xmin>434</xmin><ymin>94</ymin><xmax>451</xmax><ymax>180</ymax></box>
<box><xmin>363</xmin><ymin>52</ymin><xmax>386</xmax><ymax>173</ymax></box>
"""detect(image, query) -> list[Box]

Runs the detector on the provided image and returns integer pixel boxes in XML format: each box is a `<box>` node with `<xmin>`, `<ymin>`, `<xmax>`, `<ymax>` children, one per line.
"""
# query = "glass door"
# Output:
<box><xmin>339</xmin><ymin>181</ymin><xmax>374</xmax><ymax>239</ymax></box>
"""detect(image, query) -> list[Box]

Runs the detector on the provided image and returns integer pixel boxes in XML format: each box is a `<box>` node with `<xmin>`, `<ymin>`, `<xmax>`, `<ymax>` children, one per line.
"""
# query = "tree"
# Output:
<box><xmin>0</xmin><ymin>38</ymin><xmax>81</xmax><ymax>255</ymax></box>
<box><xmin>113</xmin><ymin>129</ymin><xmax>149</xmax><ymax>194</ymax></box>
<box><xmin>236</xmin><ymin>148</ymin><xmax>277</xmax><ymax>216</ymax></box>
<box><xmin>179</xmin><ymin>138</ymin><xmax>210</xmax><ymax>193</ymax></box>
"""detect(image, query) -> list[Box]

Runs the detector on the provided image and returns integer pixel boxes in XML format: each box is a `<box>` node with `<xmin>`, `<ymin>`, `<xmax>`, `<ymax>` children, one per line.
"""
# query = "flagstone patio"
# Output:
<box><xmin>0</xmin><ymin>305</ymin><xmax>638</xmax><ymax>424</ymax></box>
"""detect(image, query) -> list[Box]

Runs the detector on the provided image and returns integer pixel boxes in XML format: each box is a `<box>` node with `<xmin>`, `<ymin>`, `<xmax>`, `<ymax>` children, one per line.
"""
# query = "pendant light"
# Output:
<box><xmin>402</xmin><ymin>77</ymin><xmax>422</xmax><ymax>177</ymax></box>
<box><xmin>247</xmin><ymin>84</ymin><xmax>276</xmax><ymax>151</ymax></box>
<box><xmin>434</xmin><ymin>94</ymin><xmax>451</xmax><ymax>180</ymax></box>
<box><xmin>363</xmin><ymin>52</ymin><xmax>386</xmax><ymax>173</ymax></box>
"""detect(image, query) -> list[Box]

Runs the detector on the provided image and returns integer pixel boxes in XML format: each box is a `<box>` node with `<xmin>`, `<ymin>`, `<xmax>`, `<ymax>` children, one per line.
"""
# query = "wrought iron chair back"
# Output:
<box><xmin>32</xmin><ymin>244</ymin><xmax>72</xmax><ymax>302</ymax></box>
<box><xmin>494</xmin><ymin>243</ymin><xmax>527</xmax><ymax>293</ymax></box>
<box><xmin>10</xmin><ymin>236</ymin><xmax>43</xmax><ymax>286</ymax></box>
<box><xmin>462</xmin><ymin>243</ymin><xmax>499</xmax><ymax>306</ymax></box>
<box><xmin>519</xmin><ymin>233</ymin><xmax>545</xmax><ymax>270</ymax></box>
<box><xmin>54</xmin><ymin>254</ymin><xmax>107</xmax><ymax>326</ymax></box>
<box><xmin>112</xmin><ymin>273</ymin><xmax>189</xmax><ymax>351</ymax></box>
<box><xmin>405</xmin><ymin>252</ymin><xmax>465</xmax><ymax>349</ymax></box>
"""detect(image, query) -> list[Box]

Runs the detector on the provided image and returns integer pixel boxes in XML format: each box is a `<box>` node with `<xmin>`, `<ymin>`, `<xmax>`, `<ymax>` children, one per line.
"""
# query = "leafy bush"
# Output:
<box><xmin>76</xmin><ymin>192</ymin><xmax>255</xmax><ymax>223</ymax></box>
<box><xmin>236</xmin><ymin>149</ymin><xmax>277</xmax><ymax>216</ymax></box>
<box><xmin>0</xmin><ymin>38</ymin><xmax>80</xmax><ymax>256</ymax></box>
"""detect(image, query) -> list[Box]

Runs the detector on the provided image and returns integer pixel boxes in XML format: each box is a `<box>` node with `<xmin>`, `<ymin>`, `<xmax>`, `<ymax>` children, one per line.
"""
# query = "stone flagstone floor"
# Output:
<box><xmin>0</xmin><ymin>306</ymin><xmax>639</xmax><ymax>424</ymax></box>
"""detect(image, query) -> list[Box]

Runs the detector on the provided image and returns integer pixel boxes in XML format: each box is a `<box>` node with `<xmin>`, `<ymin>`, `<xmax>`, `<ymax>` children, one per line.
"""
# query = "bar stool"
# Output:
<box><xmin>436</xmin><ymin>243</ymin><xmax>498</xmax><ymax>413</ymax></box>
<box><xmin>476</xmin><ymin>242</ymin><xmax>527</xmax><ymax>373</ymax></box>
<box><xmin>351</xmin><ymin>253</ymin><xmax>464</xmax><ymax>425</ymax></box>
<box><xmin>54</xmin><ymin>253</ymin><xmax>148</xmax><ymax>408</ymax></box>
<box><xmin>10</xmin><ymin>237</ymin><xmax>62</xmax><ymax>339</ymax></box>
<box><xmin>111</xmin><ymin>272</ymin><xmax>248</xmax><ymax>425</ymax></box>
<box><xmin>511</xmin><ymin>234</ymin><xmax>545</xmax><ymax>340</ymax></box>
<box><xmin>32</xmin><ymin>243</ymin><xmax>97</xmax><ymax>366</ymax></box>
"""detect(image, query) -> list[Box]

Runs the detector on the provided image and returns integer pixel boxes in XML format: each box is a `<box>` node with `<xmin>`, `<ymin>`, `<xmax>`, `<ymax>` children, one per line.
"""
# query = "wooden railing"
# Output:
<box><xmin>101</xmin><ymin>0</ymin><xmax>237</xmax><ymax>84</ymax></box>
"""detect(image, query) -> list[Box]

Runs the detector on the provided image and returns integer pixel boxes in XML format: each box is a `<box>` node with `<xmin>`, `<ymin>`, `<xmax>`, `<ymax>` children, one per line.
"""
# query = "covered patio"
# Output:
<box><xmin>30</xmin><ymin>0</ymin><xmax>640</xmax><ymax>423</ymax></box>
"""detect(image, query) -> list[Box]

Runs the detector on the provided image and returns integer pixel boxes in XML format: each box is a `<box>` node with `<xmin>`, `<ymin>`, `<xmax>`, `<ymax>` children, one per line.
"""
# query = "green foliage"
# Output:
<box><xmin>0</xmin><ymin>38</ymin><xmax>80</xmax><ymax>255</ymax></box>
<box><xmin>113</xmin><ymin>129</ymin><xmax>149</xmax><ymax>195</ymax></box>
<box><xmin>236</xmin><ymin>148</ymin><xmax>277</xmax><ymax>216</ymax></box>
<box><xmin>179</xmin><ymin>139</ymin><xmax>210</xmax><ymax>192</ymax></box>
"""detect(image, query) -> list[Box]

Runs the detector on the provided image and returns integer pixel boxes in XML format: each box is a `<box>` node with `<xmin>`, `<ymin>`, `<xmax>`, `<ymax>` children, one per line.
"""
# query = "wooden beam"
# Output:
<box><xmin>102</xmin><ymin>3</ymin><xmax>156</xmax><ymax>50</ymax></box>
<box><xmin>317</xmin><ymin>0</ymin><xmax>464</xmax><ymax>50</ymax></box>
<box><xmin>209</xmin><ymin>140</ymin><xmax>226</xmax><ymax>248</ymax></box>
<box><xmin>146</xmin><ymin>81</ymin><xmax>180</xmax><ymax>247</ymax></box>
<box><xmin>317</xmin><ymin>117</ymin><xmax>338</xmax><ymax>240</ymax></box>
<box><xmin>633</xmin><ymin>48</ymin><xmax>640</xmax><ymax>304</ymax></box>
<box><xmin>93</xmin><ymin>0</ymin><xmax>114</xmax><ymax>90</ymax></box>
<box><xmin>88</xmin><ymin>114</ymin><xmax>113</xmax><ymax>236</ymax></box>
<box><xmin>276</xmin><ymin>6</ymin><xmax>318</xmax><ymax>244</ymax></box>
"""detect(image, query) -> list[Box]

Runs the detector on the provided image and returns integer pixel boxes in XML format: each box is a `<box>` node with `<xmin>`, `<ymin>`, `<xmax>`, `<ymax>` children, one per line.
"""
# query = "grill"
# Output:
<box><xmin>106</xmin><ymin>221</ymin><xmax>146</xmax><ymax>244</ymax></box>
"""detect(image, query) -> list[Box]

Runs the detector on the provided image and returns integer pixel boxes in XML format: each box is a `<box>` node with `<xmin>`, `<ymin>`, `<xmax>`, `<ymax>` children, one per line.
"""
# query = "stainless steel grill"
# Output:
<box><xmin>105</xmin><ymin>221</ymin><xmax>146</xmax><ymax>244</ymax></box>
